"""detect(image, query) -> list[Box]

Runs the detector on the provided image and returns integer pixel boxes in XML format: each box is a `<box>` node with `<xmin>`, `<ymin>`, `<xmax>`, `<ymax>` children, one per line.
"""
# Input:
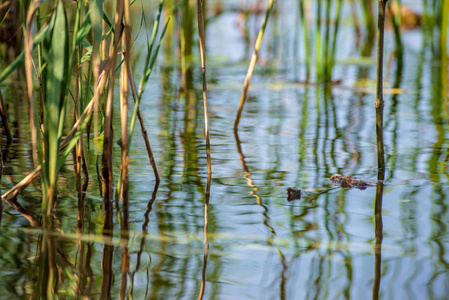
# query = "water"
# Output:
<box><xmin>0</xmin><ymin>1</ymin><xmax>448</xmax><ymax>299</ymax></box>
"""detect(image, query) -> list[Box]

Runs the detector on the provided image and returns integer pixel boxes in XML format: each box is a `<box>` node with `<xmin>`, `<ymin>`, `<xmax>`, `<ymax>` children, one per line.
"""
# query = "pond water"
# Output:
<box><xmin>0</xmin><ymin>1</ymin><xmax>448</xmax><ymax>299</ymax></box>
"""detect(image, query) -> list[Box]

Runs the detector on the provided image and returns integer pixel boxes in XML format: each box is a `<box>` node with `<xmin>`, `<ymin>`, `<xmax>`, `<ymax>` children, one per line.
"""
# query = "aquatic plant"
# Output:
<box><xmin>234</xmin><ymin>0</ymin><xmax>276</xmax><ymax>130</ymax></box>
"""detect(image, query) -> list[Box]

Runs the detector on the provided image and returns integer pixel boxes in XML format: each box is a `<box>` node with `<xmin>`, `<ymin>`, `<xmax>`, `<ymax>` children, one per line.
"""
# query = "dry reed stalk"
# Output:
<box><xmin>101</xmin><ymin>2</ymin><xmax>125</xmax><ymax>297</ymax></box>
<box><xmin>234</xmin><ymin>0</ymin><xmax>275</xmax><ymax>130</ymax></box>
<box><xmin>197</xmin><ymin>0</ymin><xmax>211</xmax><ymax>176</ymax></box>
<box><xmin>102</xmin><ymin>0</ymin><xmax>124</xmax><ymax>206</ymax></box>
<box><xmin>118</xmin><ymin>0</ymin><xmax>132</xmax><ymax>205</ymax></box>
<box><xmin>127</xmin><ymin>64</ymin><xmax>160</xmax><ymax>181</ymax></box>
<box><xmin>119</xmin><ymin>2</ymin><xmax>132</xmax><ymax>296</ymax></box>
<box><xmin>24</xmin><ymin>0</ymin><xmax>40</xmax><ymax>167</ymax></box>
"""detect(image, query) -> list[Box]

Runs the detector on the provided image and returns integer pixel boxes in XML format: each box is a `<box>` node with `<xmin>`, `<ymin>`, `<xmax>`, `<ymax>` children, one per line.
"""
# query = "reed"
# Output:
<box><xmin>1</xmin><ymin>1</ymin><xmax>168</xmax><ymax>225</ymax></box>
<box><xmin>234</xmin><ymin>0</ymin><xmax>276</xmax><ymax>130</ymax></box>
<box><xmin>197</xmin><ymin>0</ymin><xmax>211</xmax><ymax>177</ymax></box>
<box><xmin>375</xmin><ymin>0</ymin><xmax>388</xmax><ymax>174</ymax></box>
<box><xmin>128</xmin><ymin>0</ymin><xmax>169</xmax><ymax>182</ymax></box>
<box><xmin>197</xmin><ymin>2</ymin><xmax>211</xmax><ymax>297</ymax></box>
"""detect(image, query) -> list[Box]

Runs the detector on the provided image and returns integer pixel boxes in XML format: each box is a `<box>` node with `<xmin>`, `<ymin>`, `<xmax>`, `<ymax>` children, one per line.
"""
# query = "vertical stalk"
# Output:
<box><xmin>101</xmin><ymin>1</ymin><xmax>124</xmax><ymax>296</ymax></box>
<box><xmin>375</xmin><ymin>0</ymin><xmax>388</xmax><ymax>172</ymax></box>
<box><xmin>102</xmin><ymin>0</ymin><xmax>124</xmax><ymax>207</ymax></box>
<box><xmin>197</xmin><ymin>0</ymin><xmax>211</xmax><ymax>176</ymax></box>
<box><xmin>234</xmin><ymin>0</ymin><xmax>276</xmax><ymax>130</ymax></box>
<box><xmin>24</xmin><ymin>0</ymin><xmax>40</xmax><ymax>167</ymax></box>
<box><xmin>197</xmin><ymin>2</ymin><xmax>211</xmax><ymax>297</ymax></box>
<box><xmin>119</xmin><ymin>0</ymin><xmax>131</xmax><ymax>204</ymax></box>
<box><xmin>119</xmin><ymin>2</ymin><xmax>132</xmax><ymax>297</ymax></box>
<box><xmin>198</xmin><ymin>173</ymin><xmax>211</xmax><ymax>300</ymax></box>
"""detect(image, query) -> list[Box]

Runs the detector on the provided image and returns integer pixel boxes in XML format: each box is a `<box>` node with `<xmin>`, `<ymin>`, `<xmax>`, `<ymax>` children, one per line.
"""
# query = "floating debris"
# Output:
<box><xmin>330</xmin><ymin>174</ymin><xmax>374</xmax><ymax>190</ymax></box>
<box><xmin>287</xmin><ymin>188</ymin><xmax>301</xmax><ymax>201</ymax></box>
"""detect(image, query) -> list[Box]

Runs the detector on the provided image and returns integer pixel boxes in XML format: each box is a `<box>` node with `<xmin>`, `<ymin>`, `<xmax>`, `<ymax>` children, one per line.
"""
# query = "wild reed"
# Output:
<box><xmin>1</xmin><ymin>0</ymin><xmax>168</xmax><ymax>211</ymax></box>
<box><xmin>375</xmin><ymin>0</ymin><xmax>388</xmax><ymax>174</ymax></box>
<box><xmin>197</xmin><ymin>2</ymin><xmax>211</xmax><ymax>297</ymax></box>
<box><xmin>197</xmin><ymin>0</ymin><xmax>211</xmax><ymax>176</ymax></box>
<box><xmin>234</xmin><ymin>0</ymin><xmax>276</xmax><ymax>130</ymax></box>
<box><xmin>128</xmin><ymin>0</ymin><xmax>170</xmax><ymax>182</ymax></box>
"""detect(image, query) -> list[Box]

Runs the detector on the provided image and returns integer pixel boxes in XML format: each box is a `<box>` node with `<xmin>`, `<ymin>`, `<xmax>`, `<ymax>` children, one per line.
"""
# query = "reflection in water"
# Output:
<box><xmin>234</xmin><ymin>129</ymin><xmax>288</xmax><ymax>299</ymax></box>
<box><xmin>101</xmin><ymin>170</ymin><xmax>114</xmax><ymax>299</ymax></box>
<box><xmin>130</xmin><ymin>180</ymin><xmax>159</xmax><ymax>295</ymax></box>
<box><xmin>372</xmin><ymin>171</ymin><xmax>384</xmax><ymax>300</ymax></box>
<box><xmin>198</xmin><ymin>171</ymin><xmax>211</xmax><ymax>300</ymax></box>
<box><xmin>36</xmin><ymin>235</ymin><xmax>57</xmax><ymax>298</ymax></box>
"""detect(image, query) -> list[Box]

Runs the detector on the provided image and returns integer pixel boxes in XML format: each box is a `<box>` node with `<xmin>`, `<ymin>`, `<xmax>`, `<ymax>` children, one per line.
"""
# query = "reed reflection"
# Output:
<box><xmin>234</xmin><ymin>129</ymin><xmax>287</xmax><ymax>298</ymax></box>
<box><xmin>129</xmin><ymin>181</ymin><xmax>159</xmax><ymax>297</ymax></box>
<box><xmin>198</xmin><ymin>169</ymin><xmax>211</xmax><ymax>300</ymax></box>
<box><xmin>373</xmin><ymin>170</ymin><xmax>384</xmax><ymax>300</ymax></box>
<box><xmin>100</xmin><ymin>178</ymin><xmax>114</xmax><ymax>299</ymax></box>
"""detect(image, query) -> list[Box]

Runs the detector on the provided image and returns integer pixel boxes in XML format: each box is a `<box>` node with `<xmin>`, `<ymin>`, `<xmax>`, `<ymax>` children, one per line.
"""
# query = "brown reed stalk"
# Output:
<box><xmin>197</xmin><ymin>0</ymin><xmax>211</xmax><ymax>176</ymax></box>
<box><xmin>234</xmin><ymin>0</ymin><xmax>276</xmax><ymax>130</ymax></box>
<box><xmin>102</xmin><ymin>0</ymin><xmax>124</xmax><ymax>206</ymax></box>
<box><xmin>118</xmin><ymin>0</ymin><xmax>132</xmax><ymax>204</ymax></box>
<box><xmin>24</xmin><ymin>0</ymin><xmax>40</xmax><ymax>167</ymax></box>
<box><xmin>119</xmin><ymin>2</ymin><xmax>132</xmax><ymax>298</ymax></box>
<box><xmin>375</xmin><ymin>0</ymin><xmax>388</xmax><ymax>173</ymax></box>
<box><xmin>127</xmin><ymin>66</ymin><xmax>160</xmax><ymax>181</ymax></box>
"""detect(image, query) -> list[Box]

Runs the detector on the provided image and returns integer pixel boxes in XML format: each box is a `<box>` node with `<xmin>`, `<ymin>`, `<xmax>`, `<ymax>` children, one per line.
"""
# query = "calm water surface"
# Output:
<box><xmin>0</xmin><ymin>1</ymin><xmax>448</xmax><ymax>299</ymax></box>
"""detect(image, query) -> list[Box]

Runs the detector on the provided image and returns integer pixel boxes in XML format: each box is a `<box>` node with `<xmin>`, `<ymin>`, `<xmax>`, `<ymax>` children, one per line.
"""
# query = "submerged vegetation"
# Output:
<box><xmin>0</xmin><ymin>0</ymin><xmax>448</xmax><ymax>298</ymax></box>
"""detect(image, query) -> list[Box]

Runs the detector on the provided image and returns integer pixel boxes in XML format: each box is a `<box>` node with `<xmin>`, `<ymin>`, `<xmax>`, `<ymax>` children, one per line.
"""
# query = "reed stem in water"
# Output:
<box><xmin>197</xmin><ymin>0</ymin><xmax>211</xmax><ymax>176</ymax></box>
<box><xmin>234</xmin><ymin>0</ymin><xmax>276</xmax><ymax>130</ymax></box>
<box><xmin>375</xmin><ymin>0</ymin><xmax>388</xmax><ymax>173</ymax></box>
